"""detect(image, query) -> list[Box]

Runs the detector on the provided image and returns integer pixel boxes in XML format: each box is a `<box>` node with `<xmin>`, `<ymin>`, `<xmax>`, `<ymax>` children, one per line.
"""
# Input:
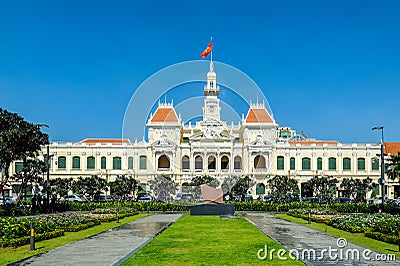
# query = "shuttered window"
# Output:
<box><xmin>87</xmin><ymin>156</ymin><xmax>95</xmax><ymax>170</ymax></box>
<box><xmin>343</xmin><ymin>157</ymin><xmax>351</xmax><ymax>170</ymax></box>
<box><xmin>328</xmin><ymin>157</ymin><xmax>336</xmax><ymax>170</ymax></box>
<box><xmin>290</xmin><ymin>157</ymin><xmax>295</xmax><ymax>170</ymax></box>
<box><xmin>101</xmin><ymin>157</ymin><xmax>106</xmax><ymax>169</ymax></box>
<box><xmin>58</xmin><ymin>156</ymin><xmax>66</xmax><ymax>169</ymax></box>
<box><xmin>277</xmin><ymin>156</ymin><xmax>284</xmax><ymax>170</ymax></box>
<box><xmin>128</xmin><ymin>157</ymin><xmax>133</xmax><ymax>170</ymax></box>
<box><xmin>72</xmin><ymin>156</ymin><xmax>80</xmax><ymax>169</ymax></box>
<box><xmin>15</xmin><ymin>162</ymin><xmax>24</xmax><ymax>173</ymax></box>
<box><xmin>113</xmin><ymin>157</ymin><xmax>122</xmax><ymax>170</ymax></box>
<box><xmin>317</xmin><ymin>157</ymin><xmax>322</xmax><ymax>170</ymax></box>
<box><xmin>358</xmin><ymin>158</ymin><xmax>365</xmax><ymax>171</ymax></box>
<box><xmin>302</xmin><ymin>158</ymin><xmax>311</xmax><ymax>170</ymax></box>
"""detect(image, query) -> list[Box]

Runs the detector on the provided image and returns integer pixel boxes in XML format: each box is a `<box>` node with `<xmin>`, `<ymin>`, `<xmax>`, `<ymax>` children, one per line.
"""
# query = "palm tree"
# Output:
<box><xmin>387</xmin><ymin>152</ymin><xmax>400</xmax><ymax>182</ymax></box>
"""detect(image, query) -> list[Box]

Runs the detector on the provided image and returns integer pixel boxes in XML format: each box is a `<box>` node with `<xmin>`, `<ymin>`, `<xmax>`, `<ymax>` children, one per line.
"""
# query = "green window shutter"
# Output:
<box><xmin>343</xmin><ymin>158</ymin><xmax>351</xmax><ymax>170</ymax></box>
<box><xmin>372</xmin><ymin>158</ymin><xmax>379</xmax><ymax>170</ymax></box>
<box><xmin>357</xmin><ymin>158</ymin><xmax>365</xmax><ymax>171</ymax></box>
<box><xmin>113</xmin><ymin>157</ymin><xmax>121</xmax><ymax>170</ymax></box>
<box><xmin>302</xmin><ymin>158</ymin><xmax>311</xmax><ymax>170</ymax></box>
<box><xmin>58</xmin><ymin>157</ymin><xmax>66</xmax><ymax>169</ymax></box>
<box><xmin>87</xmin><ymin>156</ymin><xmax>95</xmax><ymax>170</ymax></box>
<box><xmin>15</xmin><ymin>162</ymin><xmax>24</xmax><ymax>173</ymax></box>
<box><xmin>317</xmin><ymin>157</ymin><xmax>322</xmax><ymax>170</ymax></box>
<box><xmin>328</xmin><ymin>158</ymin><xmax>336</xmax><ymax>170</ymax></box>
<box><xmin>101</xmin><ymin>157</ymin><xmax>106</xmax><ymax>169</ymax></box>
<box><xmin>72</xmin><ymin>156</ymin><xmax>80</xmax><ymax>169</ymax></box>
<box><xmin>140</xmin><ymin>156</ymin><xmax>147</xmax><ymax>170</ymax></box>
<box><xmin>277</xmin><ymin>156</ymin><xmax>284</xmax><ymax>170</ymax></box>
<box><xmin>290</xmin><ymin>157</ymin><xmax>295</xmax><ymax>170</ymax></box>
<box><xmin>128</xmin><ymin>157</ymin><xmax>133</xmax><ymax>170</ymax></box>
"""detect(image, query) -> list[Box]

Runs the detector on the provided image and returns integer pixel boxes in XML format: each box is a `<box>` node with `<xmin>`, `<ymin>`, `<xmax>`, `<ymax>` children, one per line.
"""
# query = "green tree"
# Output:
<box><xmin>190</xmin><ymin>175</ymin><xmax>220</xmax><ymax>188</ymax></box>
<box><xmin>221</xmin><ymin>176</ymin><xmax>241</xmax><ymax>196</ymax></box>
<box><xmin>388</xmin><ymin>152</ymin><xmax>400</xmax><ymax>182</ymax></box>
<box><xmin>267</xmin><ymin>175</ymin><xmax>299</xmax><ymax>203</ymax></box>
<box><xmin>71</xmin><ymin>175</ymin><xmax>108</xmax><ymax>200</ymax></box>
<box><xmin>147</xmin><ymin>175</ymin><xmax>178</xmax><ymax>199</ymax></box>
<box><xmin>50</xmin><ymin>177</ymin><xmax>73</xmax><ymax>200</ymax></box>
<box><xmin>109</xmin><ymin>175</ymin><xmax>137</xmax><ymax>200</ymax></box>
<box><xmin>0</xmin><ymin>108</ymin><xmax>49</xmax><ymax>201</ymax></box>
<box><xmin>303</xmin><ymin>176</ymin><xmax>338</xmax><ymax>203</ymax></box>
<box><xmin>340</xmin><ymin>177</ymin><xmax>372</xmax><ymax>202</ymax></box>
<box><xmin>10</xmin><ymin>159</ymin><xmax>47</xmax><ymax>207</ymax></box>
<box><xmin>231</xmin><ymin>176</ymin><xmax>255</xmax><ymax>200</ymax></box>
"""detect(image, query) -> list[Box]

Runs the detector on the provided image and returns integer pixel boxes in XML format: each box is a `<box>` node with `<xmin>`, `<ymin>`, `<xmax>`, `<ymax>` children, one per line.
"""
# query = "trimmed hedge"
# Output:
<box><xmin>0</xmin><ymin>229</ymin><xmax>64</xmax><ymax>248</ymax></box>
<box><xmin>364</xmin><ymin>230</ymin><xmax>399</xmax><ymax>245</ymax></box>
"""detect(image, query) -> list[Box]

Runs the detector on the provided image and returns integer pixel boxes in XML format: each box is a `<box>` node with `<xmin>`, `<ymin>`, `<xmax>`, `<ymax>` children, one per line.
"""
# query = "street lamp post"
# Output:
<box><xmin>37</xmin><ymin>124</ymin><xmax>50</xmax><ymax>212</ymax></box>
<box><xmin>372</xmin><ymin>126</ymin><xmax>385</xmax><ymax>213</ymax></box>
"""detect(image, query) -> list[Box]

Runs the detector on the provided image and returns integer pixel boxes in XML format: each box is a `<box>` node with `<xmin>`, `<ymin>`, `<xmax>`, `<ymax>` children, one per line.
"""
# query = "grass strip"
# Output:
<box><xmin>123</xmin><ymin>213</ymin><xmax>304</xmax><ymax>265</ymax></box>
<box><xmin>0</xmin><ymin>213</ymin><xmax>148</xmax><ymax>265</ymax></box>
<box><xmin>276</xmin><ymin>213</ymin><xmax>400</xmax><ymax>258</ymax></box>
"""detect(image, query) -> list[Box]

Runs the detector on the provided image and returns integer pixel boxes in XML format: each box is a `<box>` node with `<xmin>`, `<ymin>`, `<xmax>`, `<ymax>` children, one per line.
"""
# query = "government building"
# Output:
<box><xmin>9</xmin><ymin>61</ymin><xmax>400</xmax><ymax>199</ymax></box>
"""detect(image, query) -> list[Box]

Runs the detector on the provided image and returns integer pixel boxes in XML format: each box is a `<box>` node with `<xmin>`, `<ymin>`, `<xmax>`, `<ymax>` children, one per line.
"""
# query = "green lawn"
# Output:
<box><xmin>0</xmin><ymin>213</ymin><xmax>148</xmax><ymax>265</ymax></box>
<box><xmin>276</xmin><ymin>213</ymin><xmax>400</xmax><ymax>258</ymax></box>
<box><xmin>123</xmin><ymin>213</ymin><xmax>304</xmax><ymax>266</ymax></box>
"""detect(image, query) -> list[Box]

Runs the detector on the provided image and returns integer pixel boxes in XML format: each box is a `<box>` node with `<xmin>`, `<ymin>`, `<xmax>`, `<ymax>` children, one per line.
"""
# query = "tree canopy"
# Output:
<box><xmin>267</xmin><ymin>175</ymin><xmax>299</xmax><ymax>203</ymax></box>
<box><xmin>0</xmin><ymin>108</ymin><xmax>49</xmax><ymax>200</ymax></box>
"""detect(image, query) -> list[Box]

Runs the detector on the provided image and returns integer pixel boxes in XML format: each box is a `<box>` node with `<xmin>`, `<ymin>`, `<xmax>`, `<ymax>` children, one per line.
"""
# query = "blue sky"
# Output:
<box><xmin>1</xmin><ymin>0</ymin><xmax>399</xmax><ymax>143</ymax></box>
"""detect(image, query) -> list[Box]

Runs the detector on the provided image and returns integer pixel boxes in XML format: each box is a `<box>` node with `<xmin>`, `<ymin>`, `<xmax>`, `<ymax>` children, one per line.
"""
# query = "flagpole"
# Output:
<box><xmin>210</xmin><ymin>36</ymin><xmax>213</xmax><ymax>63</ymax></box>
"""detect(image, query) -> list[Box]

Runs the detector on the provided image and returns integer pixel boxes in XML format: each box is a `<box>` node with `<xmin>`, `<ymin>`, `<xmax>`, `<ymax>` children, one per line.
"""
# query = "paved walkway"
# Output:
<box><xmin>19</xmin><ymin>213</ymin><xmax>183</xmax><ymax>266</ymax></box>
<box><xmin>244</xmin><ymin>212</ymin><xmax>398</xmax><ymax>266</ymax></box>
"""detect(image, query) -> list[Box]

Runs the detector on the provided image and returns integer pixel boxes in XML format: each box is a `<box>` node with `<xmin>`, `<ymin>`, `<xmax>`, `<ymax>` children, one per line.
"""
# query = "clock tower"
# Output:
<box><xmin>202</xmin><ymin>60</ymin><xmax>221</xmax><ymax>122</ymax></box>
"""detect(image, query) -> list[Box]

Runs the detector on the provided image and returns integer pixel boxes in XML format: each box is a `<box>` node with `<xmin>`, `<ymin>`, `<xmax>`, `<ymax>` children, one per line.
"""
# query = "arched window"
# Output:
<box><xmin>195</xmin><ymin>155</ymin><xmax>203</xmax><ymax>170</ymax></box>
<box><xmin>140</xmin><ymin>156</ymin><xmax>147</xmax><ymax>170</ymax></box>
<box><xmin>113</xmin><ymin>156</ymin><xmax>121</xmax><ymax>170</ymax></box>
<box><xmin>221</xmin><ymin>156</ymin><xmax>229</xmax><ymax>170</ymax></box>
<box><xmin>208</xmin><ymin>156</ymin><xmax>216</xmax><ymax>170</ymax></box>
<box><xmin>15</xmin><ymin>162</ymin><xmax>24</xmax><ymax>173</ymax></box>
<box><xmin>58</xmin><ymin>156</ymin><xmax>66</xmax><ymax>169</ymax></box>
<box><xmin>72</xmin><ymin>156</ymin><xmax>80</xmax><ymax>169</ymax></box>
<box><xmin>302</xmin><ymin>157</ymin><xmax>311</xmax><ymax>170</ymax></box>
<box><xmin>277</xmin><ymin>156</ymin><xmax>284</xmax><ymax>170</ymax></box>
<box><xmin>254</xmin><ymin>155</ymin><xmax>266</xmax><ymax>169</ymax></box>
<box><xmin>128</xmin><ymin>157</ymin><xmax>134</xmax><ymax>170</ymax></box>
<box><xmin>234</xmin><ymin>156</ymin><xmax>241</xmax><ymax>170</ymax></box>
<box><xmin>256</xmin><ymin>183</ymin><xmax>265</xmax><ymax>195</ymax></box>
<box><xmin>357</xmin><ymin>158</ymin><xmax>365</xmax><ymax>171</ymax></box>
<box><xmin>158</xmin><ymin>155</ymin><xmax>170</xmax><ymax>169</ymax></box>
<box><xmin>328</xmin><ymin>157</ymin><xmax>336</xmax><ymax>170</ymax></box>
<box><xmin>182</xmin><ymin>156</ymin><xmax>190</xmax><ymax>171</ymax></box>
<box><xmin>101</xmin><ymin>156</ymin><xmax>106</xmax><ymax>169</ymax></box>
<box><xmin>317</xmin><ymin>157</ymin><xmax>322</xmax><ymax>170</ymax></box>
<box><xmin>372</xmin><ymin>158</ymin><xmax>379</xmax><ymax>171</ymax></box>
<box><xmin>87</xmin><ymin>156</ymin><xmax>95</xmax><ymax>170</ymax></box>
<box><xmin>343</xmin><ymin>157</ymin><xmax>351</xmax><ymax>170</ymax></box>
<box><xmin>290</xmin><ymin>157</ymin><xmax>295</xmax><ymax>170</ymax></box>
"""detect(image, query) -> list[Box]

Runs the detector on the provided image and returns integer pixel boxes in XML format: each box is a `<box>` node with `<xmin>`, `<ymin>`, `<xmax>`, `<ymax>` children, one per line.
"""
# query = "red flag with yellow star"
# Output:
<box><xmin>200</xmin><ymin>41</ymin><xmax>212</xmax><ymax>58</ymax></box>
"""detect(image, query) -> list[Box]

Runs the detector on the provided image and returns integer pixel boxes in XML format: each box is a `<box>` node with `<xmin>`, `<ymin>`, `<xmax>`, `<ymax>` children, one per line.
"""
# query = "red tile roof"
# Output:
<box><xmin>81</xmin><ymin>139</ymin><xmax>130</xmax><ymax>144</ymax></box>
<box><xmin>245</xmin><ymin>108</ymin><xmax>273</xmax><ymax>123</ymax></box>
<box><xmin>289</xmin><ymin>141</ymin><xmax>338</xmax><ymax>145</ymax></box>
<box><xmin>385</xmin><ymin>142</ymin><xmax>400</xmax><ymax>155</ymax></box>
<box><xmin>151</xmin><ymin>107</ymin><xmax>179</xmax><ymax>123</ymax></box>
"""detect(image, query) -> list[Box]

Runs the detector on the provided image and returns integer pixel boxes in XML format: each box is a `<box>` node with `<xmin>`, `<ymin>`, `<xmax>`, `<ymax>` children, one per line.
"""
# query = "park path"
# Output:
<box><xmin>18</xmin><ymin>213</ymin><xmax>183</xmax><ymax>266</ymax></box>
<box><xmin>244</xmin><ymin>212</ymin><xmax>398</xmax><ymax>266</ymax></box>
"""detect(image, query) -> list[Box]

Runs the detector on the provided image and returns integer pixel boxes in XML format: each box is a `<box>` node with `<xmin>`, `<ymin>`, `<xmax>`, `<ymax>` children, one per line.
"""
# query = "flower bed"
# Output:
<box><xmin>287</xmin><ymin>210</ymin><xmax>400</xmax><ymax>244</ymax></box>
<box><xmin>0</xmin><ymin>207</ymin><xmax>139</xmax><ymax>247</ymax></box>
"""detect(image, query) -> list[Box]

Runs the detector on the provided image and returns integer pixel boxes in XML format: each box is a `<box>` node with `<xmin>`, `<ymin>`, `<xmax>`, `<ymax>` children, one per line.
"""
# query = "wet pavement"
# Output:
<box><xmin>244</xmin><ymin>212</ymin><xmax>398</xmax><ymax>266</ymax></box>
<box><xmin>18</xmin><ymin>213</ymin><xmax>183</xmax><ymax>266</ymax></box>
